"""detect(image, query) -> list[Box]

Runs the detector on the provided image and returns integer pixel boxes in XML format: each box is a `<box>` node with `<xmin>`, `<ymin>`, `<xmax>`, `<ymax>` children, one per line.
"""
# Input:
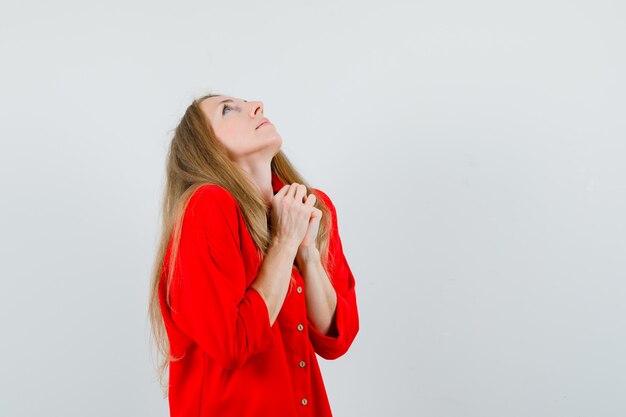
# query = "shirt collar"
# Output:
<box><xmin>271</xmin><ymin>170</ymin><xmax>285</xmax><ymax>195</ymax></box>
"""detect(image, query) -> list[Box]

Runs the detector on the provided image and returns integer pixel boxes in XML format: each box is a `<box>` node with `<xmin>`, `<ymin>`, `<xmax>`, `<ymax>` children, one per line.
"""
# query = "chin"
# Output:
<box><xmin>269</xmin><ymin>134</ymin><xmax>283</xmax><ymax>150</ymax></box>
<box><xmin>276</xmin><ymin>137</ymin><xmax>283</xmax><ymax>152</ymax></box>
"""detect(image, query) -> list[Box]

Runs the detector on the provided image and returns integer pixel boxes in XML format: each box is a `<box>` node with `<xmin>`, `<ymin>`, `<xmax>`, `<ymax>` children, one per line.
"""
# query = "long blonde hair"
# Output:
<box><xmin>147</xmin><ymin>93</ymin><xmax>334</xmax><ymax>396</ymax></box>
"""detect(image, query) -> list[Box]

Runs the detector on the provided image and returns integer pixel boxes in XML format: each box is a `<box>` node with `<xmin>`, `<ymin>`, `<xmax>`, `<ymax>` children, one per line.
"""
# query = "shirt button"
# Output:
<box><xmin>299</xmin><ymin>360</ymin><xmax>306</xmax><ymax>368</ymax></box>
<box><xmin>301</xmin><ymin>398</ymin><xmax>308</xmax><ymax>406</ymax></box>
<box><xmin>296</xmin><ymin>286</ymin><xmax>303</xmax><ymax>293</ymax></box>
<box><xmin>297</xmin><ymin>324</ymin><xmax>304</xmax><ymax>331</ymax></box>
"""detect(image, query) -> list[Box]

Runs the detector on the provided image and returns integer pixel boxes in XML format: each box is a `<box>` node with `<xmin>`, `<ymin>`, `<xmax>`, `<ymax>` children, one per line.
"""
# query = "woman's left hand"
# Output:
<box><xmin>295</xmin><ymin>194</ymin><xmax>323</xmax><ymax>266</ymax></box>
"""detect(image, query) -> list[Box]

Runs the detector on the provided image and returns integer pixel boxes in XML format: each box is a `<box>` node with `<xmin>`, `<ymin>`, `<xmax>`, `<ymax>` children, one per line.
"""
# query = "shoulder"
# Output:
<box><xmin>184</xmin><ymin>184</ymin><xmax>240</xmax><ymax>227</ymax></box>
<box><xmin>311</xmin><ymin>187</ymin><xmax>335</xmax><ymax>209</ymax></box>
<box><xmin>187</xmin><ymin>183</ymin><xmax>238</xmax><ymax>209</ymax></box>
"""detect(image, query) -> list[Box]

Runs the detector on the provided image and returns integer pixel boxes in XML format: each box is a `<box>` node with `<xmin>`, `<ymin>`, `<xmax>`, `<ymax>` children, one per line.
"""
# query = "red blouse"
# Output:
<box><xmin>158</xmin><ymin>172</ymin><xmax>360</xmax><ymax>417</ymax></box>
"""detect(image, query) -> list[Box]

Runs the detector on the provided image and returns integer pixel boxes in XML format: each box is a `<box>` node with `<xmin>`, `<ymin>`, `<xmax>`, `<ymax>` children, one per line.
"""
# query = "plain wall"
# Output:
<box><xmin>1</xmin><ymin>0</ymin><xmax>624</xmax><ymax>416</ymax></box>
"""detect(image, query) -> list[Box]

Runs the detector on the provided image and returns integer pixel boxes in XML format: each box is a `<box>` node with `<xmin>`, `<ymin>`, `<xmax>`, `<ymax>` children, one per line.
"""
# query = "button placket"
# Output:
<box><xmin>294</xmin><ymin>281</ymin><xmax>310</xmax><ymax>409</ymax></box>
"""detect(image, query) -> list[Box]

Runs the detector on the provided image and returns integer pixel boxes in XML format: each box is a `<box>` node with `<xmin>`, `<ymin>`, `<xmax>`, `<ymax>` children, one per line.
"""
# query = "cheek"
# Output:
<box><xmin>216</xmin><ymin>123</ymin><xmax>250</xmax><ymax>149</ymax></box>
<box><xmin>216</xmin><ymin>123</ymin><xmax>240</xmax><ymax>143</ymax></box>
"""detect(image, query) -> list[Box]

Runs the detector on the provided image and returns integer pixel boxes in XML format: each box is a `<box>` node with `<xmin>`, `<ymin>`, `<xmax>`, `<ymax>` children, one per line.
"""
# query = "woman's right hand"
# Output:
<box><xmin>270</xmin><ymin>183</ymin><xmax>316</xmax><ymax>250</ymax></box>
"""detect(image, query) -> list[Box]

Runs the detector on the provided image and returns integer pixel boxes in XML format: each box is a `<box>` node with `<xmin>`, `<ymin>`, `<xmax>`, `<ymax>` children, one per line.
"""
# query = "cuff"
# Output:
<box><xmin>239</xmin><ymin>286</ymin><xmax>275</xmax><ymax>357</ymax></box>
<box><xmin>307</xmin><ymin>292</ymin><xmax>350</xmax><ymax>360</ymax></box>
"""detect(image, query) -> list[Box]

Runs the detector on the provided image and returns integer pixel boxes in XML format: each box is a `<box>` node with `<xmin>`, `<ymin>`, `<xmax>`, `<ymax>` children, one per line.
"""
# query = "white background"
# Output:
<box><xmin>1</xmin><ymin>1</ymin><xmax>625</xmax><ymax>416</ymax></box>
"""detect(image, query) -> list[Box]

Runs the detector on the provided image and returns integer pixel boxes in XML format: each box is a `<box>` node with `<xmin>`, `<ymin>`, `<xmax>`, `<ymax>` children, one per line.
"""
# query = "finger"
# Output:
<box><xmin>285</xmin><ymin>183</ymin><xmax>299</xmax><ymax>200</ymax></box>
<box><xmin>304</xmin><ymin>193</ymin><xmax>317</xmax><ymax>208</ymax></box>
<box><xmin>294</xmin><ymin>184</ymin><xmax>308</xmax><ymax>203</ymax></box>
<box><xmin>311</xmin><ymin>207</ymin><xmax>323</xmax><ymax>220</ymax></box>
<box><xmin>274</xmin><ymin>184</ymin><xmax>291</xmax><ymax>199</ymax></box>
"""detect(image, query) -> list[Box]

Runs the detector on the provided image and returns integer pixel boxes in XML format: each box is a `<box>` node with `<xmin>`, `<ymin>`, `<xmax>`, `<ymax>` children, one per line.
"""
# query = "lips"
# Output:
<box><xmin>256</xmin><ymin>118</ymin><xmax>270</xmax><ymax>129</ymax></box>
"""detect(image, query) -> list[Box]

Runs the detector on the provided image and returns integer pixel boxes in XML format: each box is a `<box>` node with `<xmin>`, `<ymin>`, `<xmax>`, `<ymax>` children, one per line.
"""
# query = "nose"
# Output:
<box><xmin>248</xmin><ymin>100</ymin><xmax>263</xmax><ymax>117</ymax></box>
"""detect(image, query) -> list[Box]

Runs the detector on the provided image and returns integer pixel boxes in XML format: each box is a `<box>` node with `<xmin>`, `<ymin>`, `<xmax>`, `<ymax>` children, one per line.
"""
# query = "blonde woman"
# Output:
<box><xmin>148</xmin><ymin>93</ymin><xmax>359</xmax><ymax>416</ymax></box>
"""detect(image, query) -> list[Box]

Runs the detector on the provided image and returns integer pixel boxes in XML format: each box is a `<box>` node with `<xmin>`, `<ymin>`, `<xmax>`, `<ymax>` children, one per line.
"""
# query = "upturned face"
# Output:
<box><xmin>199</xmin><ymin>95</ymin><xmax>282</xmax><ymax>163</ymax></box>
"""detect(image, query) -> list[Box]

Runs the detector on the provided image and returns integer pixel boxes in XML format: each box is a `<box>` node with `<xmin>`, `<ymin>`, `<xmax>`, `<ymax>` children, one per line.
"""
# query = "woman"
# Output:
<box><xmin>148</xmin><ymin>93</ymin><xmax>359</xmax><ymax>416</ymax></box>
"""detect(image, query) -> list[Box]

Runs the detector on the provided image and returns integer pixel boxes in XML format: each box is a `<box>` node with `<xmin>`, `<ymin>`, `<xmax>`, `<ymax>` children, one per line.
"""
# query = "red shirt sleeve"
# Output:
<box><xmin>169</xmin><ymin>185</ymin><xmax>275</xmax><ymax>370</ymax></box>
<box><xmin>307</xmin><ymin>188</ymin><xmax>360</xmax><ymax>360</ymax></box>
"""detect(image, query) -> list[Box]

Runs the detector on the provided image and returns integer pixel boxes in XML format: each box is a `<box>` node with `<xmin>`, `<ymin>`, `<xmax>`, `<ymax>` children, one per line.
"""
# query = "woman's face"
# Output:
<box><xmin>199</xmin><ymin>95</ymin><xmax>282</xmax><ymax>163</ymax></box>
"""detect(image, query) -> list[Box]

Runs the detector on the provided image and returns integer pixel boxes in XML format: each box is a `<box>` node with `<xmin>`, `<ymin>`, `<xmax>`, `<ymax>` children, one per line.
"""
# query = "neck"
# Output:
<box><xmin>238</xmin><ymin>161</ymin><xmax>274</xmax><ymax>205</ymax></box>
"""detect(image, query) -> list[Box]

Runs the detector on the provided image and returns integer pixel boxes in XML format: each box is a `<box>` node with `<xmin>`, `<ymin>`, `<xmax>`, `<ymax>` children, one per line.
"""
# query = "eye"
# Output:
<box><xmin>222</xmin><ymin>103</ymin><xmax>242</xmax><ymax>116</ymax></box>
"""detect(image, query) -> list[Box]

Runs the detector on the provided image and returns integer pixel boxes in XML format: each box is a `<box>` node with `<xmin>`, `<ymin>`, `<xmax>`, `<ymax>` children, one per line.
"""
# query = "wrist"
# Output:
<box><xmin>270</xmin><ymin>238</ymin><xmax>299</xmax><ymax>258</ymax></box>
<box><xmin>296</xmin><ymin>247</ymin><xmax>321</xmax><ymax>266</ymax></box>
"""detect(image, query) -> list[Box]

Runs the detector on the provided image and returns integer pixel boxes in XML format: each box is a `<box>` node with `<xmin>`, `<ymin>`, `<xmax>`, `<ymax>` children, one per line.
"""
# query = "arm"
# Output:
<box><xmin>299</xmin><ymin>254</ymin><xmax>339</xmax><ymax>338</ymax></box>
<box><xmin>169</xmin><ymin>185</ymin><xmax>275</xmax><ymax>371</ymax></box>
<box><xmin>251</xmin><ymin>238</ymin><xmax>300</xmax><ymax>326</ymax></box>
<box><xmin>300</xmin><ymin>188</ymin><xmax>360</xmax><ymax>360</ymax></box>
